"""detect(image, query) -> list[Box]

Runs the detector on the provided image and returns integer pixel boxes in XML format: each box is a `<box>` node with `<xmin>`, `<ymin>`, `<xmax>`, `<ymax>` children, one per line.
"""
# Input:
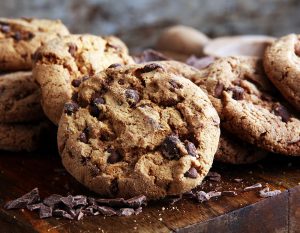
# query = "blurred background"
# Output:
<box><xmin>1</xmin><ymin>0</ymin><xmax>299</xmax><ymax>52</ymax></box>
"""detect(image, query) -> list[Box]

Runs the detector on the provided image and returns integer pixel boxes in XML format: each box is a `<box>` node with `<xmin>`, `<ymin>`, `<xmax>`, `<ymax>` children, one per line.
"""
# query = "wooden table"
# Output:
<box><xmin>0</xmin><ymin>149</ymin><xmax>299</xmax><ymax>233</ymax></box>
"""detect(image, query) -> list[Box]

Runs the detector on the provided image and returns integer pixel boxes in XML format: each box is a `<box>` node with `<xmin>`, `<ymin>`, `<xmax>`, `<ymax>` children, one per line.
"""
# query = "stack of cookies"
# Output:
<box><xmin>1</xmin><ymin>18</ymin><xmax>299</xmax><ymax>201</ymax></box>
<box><xmin>0</xmin><ymin>18</ymin><xmax>69</xmax><ymax>151</ymax></box>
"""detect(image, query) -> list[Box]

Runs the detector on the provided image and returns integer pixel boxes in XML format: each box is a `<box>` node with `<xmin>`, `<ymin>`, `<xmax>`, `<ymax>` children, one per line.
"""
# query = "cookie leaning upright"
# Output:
<box><xmin>57</xmin><ymin>62</ymin><xmax>220</xmax><ymax>199</ymax></box>
<box><xmin>264</xmin><ymin>34</ymin><xmax>300</xmax><ymax>111</ymax></box>
<box><xmin>0</xmin><ymin>18</ymin><xmax>69</xmax><ymax>71</ymax></box>
<box><xmin>33</xmin><ymin>34</ymin><xmax>134</xmax><ymax>125</ymax></box>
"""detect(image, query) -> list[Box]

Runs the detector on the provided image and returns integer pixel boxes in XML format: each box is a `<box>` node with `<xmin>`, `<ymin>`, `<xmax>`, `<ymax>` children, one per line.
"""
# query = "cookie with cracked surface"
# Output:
<box><xmin>0</xmin><ymin>18</ymin><xmax>69</xmax><ymax>71</ymax></box>
<box><xmin>0</xmin><ymin>71</ymin><xmax>44</xmax><ymax>123</ymax></box>
<box><xmin>0</xmin><ymin>121</ymin><xmax>52</xmax><ymax>152</ymax></box>
<box><xmin>264</xmin><ymin>34</ymin><xmax>300</xmax><ymax>111</ymax></box>
<box><xmin>57</xmin><ymin>62</ymin><xmax>220</xmax><ymax>199</ymax></box>
<box><xmin>33</xmin><ymin>34</ymin><xmax>134</xmax><ymax>125</ymax></box>
<box><xmin>215</xmin><ymin>132</ymin><xmax>267</xmax><ymax>164</ymax></box>
<box><xmin>190</xmin><ymin>56</ymin><xmax>300</xmax><ymax>156</ymax></box>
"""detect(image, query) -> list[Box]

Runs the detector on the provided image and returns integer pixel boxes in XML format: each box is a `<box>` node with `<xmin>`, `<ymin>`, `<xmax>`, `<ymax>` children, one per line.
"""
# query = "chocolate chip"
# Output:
<box><xmin>4</xmin><ymin>188</ymin><xmax>40</xmax><ymax>209</ymax></box>
<box><xmin>185</xmin><ymin>141</ymin><xmax>198</xmax><ymax>157</ymax></box>
<box><xmin>43</xmin><ymin>194</ymin><xmax>63</xmax><ymax>207</ymax></box>
<box><xmin>273</xmin><ymin>104</ymin><xmax>291</xmax><ymax>123</ymax></box>
<box><xmin>118</xmin><ymin>79</ymin><xmax>125</xmax><ymax>85</ymax></box>
<box><xmin>93</xmin><ymin>97</ymin><xmax>105</xmax><ymax>105</ymax></box>
<box><xmin>64</xmin><ymin>102</ymin><xmax>79</xmax><ymax>115</ymax></box>
<box><xmin>135</xmin><ymin>63</ymin><xmax>163</xmax><ymax>77</ymax></box>
<box><xmin>169</xmin><ymin>80</ymin><xmax>183</xmax><ymax>91</ymax></box>
<box><xmin>259</xmin><ymin>187</ymin><xmax>281</xmax><ymax>198</ymax></box>
<box><xmin>12</xmin><ymin>31</ymin><xmax>21</xmax><ymax>41</ymax></box>
<box><xmin>214</xmin><ymin>82</ymin><xmax>224</xmax><ymax>98</ymax></box>
<box><xmin>243</xmin><ymin>183</ymin><xmax>262</xmax><ymax>191</ymax></box>
<box><xmin>107</xmin><ymin>149</ymin><xmax>122</xmax><ymax>164</ymax></box>
<box><xmin>110</xmin><ymin>178</ymin><xmax>119</xmax><ymax>195</ymax></box>
<box><xmin>125</xmin><ymin>89</ymin><xmax>140</xmax><ymax>107</ymax></box>
<box><xmin>53</xmin><ymin>209</ymin><xmax>74</xmax><ymax>220</ymax></box>
<box><xmin>97</xmin><ymin>206</ymin><xmax>117</xmax><ymax>216</ymax></box>
<box><xmin>232</xmin><ymin>86</ymin><xmax>244</xmax><ymax>100</ymax></box>
<box><xmin>71</xmin><ymin>79</ymin><xmax>81</xmax><ymax>87</ymax></box>
<box><xmin>71</xmin><ymin>92</ymin><xmax>79</xmax><ymax>102</ymax></box>
<box><xmin>26</xmin><ymin>203</ymin><xmax>43</xmax><ymax>211</ymax></box>
<box><xmin>12</xmin><ymin>31</ymin><xmax>34</xmax><ymax>41</ymax></box>
<box><xmin>82</xmin><ymin>75</ymin><xmax>90</xmax><ymax>82</ymax></box>
<box><xmin>160</xmin><ymin>135</ymin><xmax>182</xmax><ymax>160</ymax></box>
<box><xmin>0</xmin><ymin>24</ymin><xmax>10</xmax><ymax>33</ymax></box>
<box><xmin>125</xmin><ymin>195</ymin><xmax>147</xmax><ymax>208</ymax></box>
<box><xmin>79</xmin><ymin>127</ymin><xmax>90</xmax><ymax>143</ymax></box>
<box><xmin>117</xmin><ymin>208</ymin><xmax>135</xmax><ymax>216</ymax></box>
<box><xmin>184</xmin><ymin>167</ymin><xmax>198</xmax><ymax>178</ymax></box>
<box><xmin>39</xmin><ymin>204</ymin><xmax>52</xmax><ymax>219</ymax></box>
<box><xmin>68</xmin><ymin>43</ymin><xmax>77</xmax><ymax>56</ymax></box>
<box><xmin>90</xmin><ymin>105</ymin><xmax>100</xmax><ymax>118</ymax></box>
<box><xmin>108</xmin><ymin>63</ymin><xmax>121</xmax><ymax>68</ymax></box>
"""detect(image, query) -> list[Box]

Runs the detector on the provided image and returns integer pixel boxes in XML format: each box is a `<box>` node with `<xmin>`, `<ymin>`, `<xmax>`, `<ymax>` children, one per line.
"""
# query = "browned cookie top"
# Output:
<box><xmin>58</xmin><ymin>61</ymin><xmax>220</xmax><ymax>199</ymax></box>
<box><xmin>33</xmin><ymin>34</ymin><xmax>134</xmax><ymax>125</ymax></box>
<box><xmin>190</xmin><ymin>56</ymin><xmax>300</xmax><ymax>156</ymax></box>
<box><xmin>264</xmin><ymin>34</ymin><xmax>300</xmax><ymax>111</ymax></box>
<box><xmin>0</xmin><ymin>18</ymin><xmax>69</xmax><ymax>71</ymax></box>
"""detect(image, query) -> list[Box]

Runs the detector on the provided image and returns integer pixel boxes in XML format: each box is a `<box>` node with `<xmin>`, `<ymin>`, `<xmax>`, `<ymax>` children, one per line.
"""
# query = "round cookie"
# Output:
<box><xmin>0</xmin><ymin>71</ymin><xmax>43</xmax><ymax>123</ymax></box>
<box><xmin>215</xmin><ymin>132</ymin><xmax>267</xmax><ymax>164</ymax></box>
<box><xmin>190</xmin><ymin>56</ymin><xmax>300</xmax><ymax>156</ymax></box>
<box><xmin>33</xmin><ymin>34</ymin><xmax>134</xmax><ymax>125</ymax></box>
<box><xmin>264</xmin><ymin>34</ymin><xmax>300</xmax><ymax>111</ymax></box>
<box><xmin>0</xmin><ymin>121</ymin><xmax>52</xmax><ymax>152</ymax></box>
<box><xmin>0</xmin><ymin>18</ymin><xmax>69</xmax><ymax>71</ymax></box>
<box><xmin>57</xmin><ymin>62</ymin><xmax>220</xmax><ymax>199</ymax></box>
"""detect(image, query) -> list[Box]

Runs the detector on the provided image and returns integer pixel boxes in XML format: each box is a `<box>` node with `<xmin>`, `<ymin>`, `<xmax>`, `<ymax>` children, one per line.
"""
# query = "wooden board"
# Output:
<box><xmin>0</xmin><ymin>149</ymin><xmax>300</xmax><ymax>233</ymax></box>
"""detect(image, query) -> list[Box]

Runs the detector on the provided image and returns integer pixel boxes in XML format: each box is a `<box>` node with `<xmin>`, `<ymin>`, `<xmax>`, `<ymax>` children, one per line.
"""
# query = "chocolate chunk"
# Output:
<box><xmin>184</xmin><ymin>167</ymin><xmax>198</xmax><ymax>179</ymax></box>
<box><xmin>4</xmin><ymin>188</ymin><xmax>40</xmax><ymax>209</ymax></box>
<box><xmin>67</xmin><ymin>43</ymin><xmax>77</xmax><ymax>56</ymax></box>
<box><xmin>163</xmin><ymin>195</ymin><xmax>182</xmax><ymax>205</ymax></box>
<box><xmin>12</xmin><ymin>31</ymin><xmax>34</xmax><ymax>41</ymax></box>
<box><xmin>214</xmin><ymin>82</ymin><xmax>224</xmax><ymax>98</ymax></box>
<box><xmin>135</xmin><ymin>63</ymin><xmax>163</xmax><ymax>77</ymax></box>
<box><xmin>125</xmin><ymin>89</ymin><xmax>140</xmax><ymax>107</ymax></box>
<box><xmin>39</xmin><ymin>204</ymin><xmax>52</xmax><ymax>219</ymax></box>
<box><xmin>125</xmin><ymin>195</ymin><xmax>147</xmax><ymax>208</ymax></box>
<box><xmin>160</xmin><ymin>135</ymin><xmax>182</xmax><ymax>160</ymax></box>
<box><xmin>207</xmin><ymin>171</ymin><xmax>221</xmax><ymax>182</ymax></box>
<box><xmin>117</xmin><ymin>208</ymin><xmax>135</xmax><ymax>216</ymax></box>
<box><xmin>60</xmin><ymin>195</ymin><xmax>74</xmax><ymax>209</ymax></box>
<box><xmin>259</xmin><ymin>187</ymin><xmax>281</xmax><ymax>198</ymax></box>
<box><xmin>71</xmin><ymin>79</ymin><xmax>81</xmax><ymax>87</ymax></box>
<box><xmin>82</xmin><ymin>75</ymin><xmax>90</xmax><ymax>82</ymax></box>
<box><xmin>43</xmin><ymin>194</ymin><xmax>63</xmax><ymax>207</ymax></box>
<box><xmin>96</xmin><ymin>197</ymin><xmax>125</xmax><ymax>207</ymax></box>
<box><xmin>93</xmin><ymin>97</ymin><xmax>105</xmax><ymax>105</ymax></box>
<box><xmin>53</xmin><ymin>209</ymin><xmax>74</xmax><ymax>220</ymax></box>
<box><xmin>194</xmin><ymin>191</ymin><xmax>221</xmax><ymax>203</ymax></box>
<box><xmin>107</xmin><ymin>149</ymin><xmax>122</xmax><ymax>164</ymax></box>
<box><xmin>77</xmin><ymin>211</ymin><xmax>84</xmax><ymax>220</ymax></box>
<box><xmin>186</xmin><ymin>55</ymin><xmax>215</xmax><ymax>70</ymax></box>
<box><xmin>185</xmin><ymin>141</ymin><xmax>198</xmax><ymax>157</ymax></box>
<box><xmin>12</xmin><ymin>31</ymin><xmax>22</xmax><ymax>41</ymax></box>
<box><xmin>0</xmin><ymin>24</ymin><xmax>10</xmax><ymax>33</ymax></box>
<box><xmin>26</xmin><ymin>203</ymin><xmax>43</xmax><ymax>211</ymax></box>
<box><xmin>134</xmin><ymin>49</ymin><xmax>168</xmax><ymax>63</ymax></box>
<box><xmin>89</xmin><ymin>105</ymin><xmax>100</xmax><ymax>118</ymax></box>
<box><xmin>79</xmin><ymin>127</ymin><xmax>90</xmax><ymax>143</ymax></box>
<box><xmin>232</xmin><ymin>86</ymin><xmax>244</xmax><ymax>100</ymax></box>
<box><xmin>244</xmin><ymin>183</ymin><xmax>262</xmax><ymax>191</ymax></box>
<box><xmin>73</xmin><ymin>195</ymin><xmax>88</xmax><ymax>207</ymax></box>
<box><xmin>222</xmin><ymin>191</ymin><xmax>238</xmax><ymax>197</ymax></box>
<box><xmin>110</xmin><ymin>178</ymin><xmax>119</xmax><ymax>195</ymax></box>
<box><xmin>169</xmin><ymin>80</ymin><xmax>183</xmax><ymax>91</ymax></box>
<box><xmin>273</xmin><ymin>104</ymin><xmax>291</xmax><ymax>123</ymax></box>
<box><xmin>64</xmin><ymin>102</ymin><xmax>79</xmax><ymax>115</ymax></box>
<box><xmin>97</xmin><ymin>206</ymin><xmax>117</xmax><ymax>216</ymax></box>
<box><xmin>108</xmin><ymin>63</ymin><xmax>121</xmax><ymax>68</ymax></box>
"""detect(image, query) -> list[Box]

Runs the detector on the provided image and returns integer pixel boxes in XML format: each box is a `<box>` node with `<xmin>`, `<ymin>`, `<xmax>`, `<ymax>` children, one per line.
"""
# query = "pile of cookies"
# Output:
<box><xmin>1</xmin><ymin>19</ymin><xmax>299</xmax><ymax>200</ymax></box>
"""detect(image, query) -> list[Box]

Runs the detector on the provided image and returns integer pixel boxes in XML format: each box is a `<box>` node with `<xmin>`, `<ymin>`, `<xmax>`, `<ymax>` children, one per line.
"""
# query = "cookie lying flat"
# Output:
<box><xmin>0</xmin><ymin>18</ymin><xmax>69</xmax><ymax>71</ymax></box>
<box><xmin>57</xmin><ymin>62</ymin><xmax>220</xmax><ymax>199</ymax></box>
<box><xmin>0</xmin><ymin>121</ymin><xmax>51</xmax><ymax>152</ymax></box>
<box><xmin>215</xmin><ymin>132</ymin><xmax>267</xmax><ymax>164</ymax></box>
<box><xmin>191</xmin><ymin>57</ymin><xmax>300</xmax><ymax>156</ymax></box>
<box><xmin>33</xmin><ymin>34</ymin><xmax>134</xmax><ymax>125</ymax></box>
<box><xmin>0</xmin><ymin>71</ymin><xmax>43</xmax><ymax>123</ymax></box>
<box><xmin>264</xmin><ymin>34</ymin><xmax>300</xmax><ymax>111</ymax></box>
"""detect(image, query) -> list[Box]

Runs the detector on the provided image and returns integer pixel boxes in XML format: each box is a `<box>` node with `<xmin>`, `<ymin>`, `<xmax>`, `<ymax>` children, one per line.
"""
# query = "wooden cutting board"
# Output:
<box><xmin>0</xmin><ymin>149</ymin><xmax>299</xmax><ymax>233</ymax></box>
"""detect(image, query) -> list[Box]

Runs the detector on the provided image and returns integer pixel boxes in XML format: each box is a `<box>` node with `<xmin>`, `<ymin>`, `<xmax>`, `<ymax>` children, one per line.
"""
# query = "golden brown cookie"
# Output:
<box><xmin>0</xmin><ymin>71</ymin><xmax>43</xmax><ymax>123</ymax></box>
<box><xmin>33</xmin><ymin>34</ymin><xmax>134</xmax><ymax>125</ymax></box>
<box><xmin>0</xmin><ymin>18</ymin><xmax>69</xmax><ymax>71</ymax></box>
<box><xmin>57</xmin><ymin>62</ymin><xmax>220</xmax><ymax>199</ymax></box>
<box><xmin>264</xmin><ymin>34</ymin><xmax>300</xmax><ymax>111</ymax></box>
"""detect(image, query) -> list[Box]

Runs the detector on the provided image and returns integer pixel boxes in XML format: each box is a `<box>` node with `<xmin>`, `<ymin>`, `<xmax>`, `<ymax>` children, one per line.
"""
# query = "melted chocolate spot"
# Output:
<box><xmin>125</xmin><ymin>89</ymin><xmax>140</xmax><ymax>107</ymax></box>
<box><xmin>160</xmin><ymin>135</ymin><xmax>182</xmax><ymax>160</ymax></box>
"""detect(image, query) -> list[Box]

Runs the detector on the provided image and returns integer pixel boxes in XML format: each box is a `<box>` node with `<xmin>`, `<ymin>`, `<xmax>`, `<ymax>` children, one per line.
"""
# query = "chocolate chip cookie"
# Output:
<box><xmin>191</xmin><ymin>56</ymin><xmax>300</xmax><ymax>156</ymax></box>
<box><xmin>0</xmin><ymin>121</ymin><xmax>51</xmax><ymax>152</ymax></box>
<box><xmin>33</xmin><ymin>34</ymin><xmax>134</xmax><ymax>125</ymax></box>
<box><xmin>0</xmin><ymin>71</ymin><xmax>43</xmax><ymax>123</ymax></box>
<box><xmin>57</xmin><ymin>62</ymin><xmax>220</xmax><ymax>199</ymax></box>
<box><xmin>0</xmin><ymin>18</ymin><xmax>69</xmax><ymax>71</ymax></box>
<box><xmin>264</xmin><ymin>34</ymin><xmax>300</xmax><ymax>111</ymax></box>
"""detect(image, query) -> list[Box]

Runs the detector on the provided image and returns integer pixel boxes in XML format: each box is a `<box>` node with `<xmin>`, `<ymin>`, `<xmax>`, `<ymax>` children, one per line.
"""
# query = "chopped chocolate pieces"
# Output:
<box><xmin>160</xmin><ymin>135</ymin><xmax>182</xmax><ymax>160</ymax></box>
<box><xmin>125</xmin><ymin>89</ymin><xmax>140</xmax><ymax>107</ymax></box>
<box><xmin>207</xmin><ymin>171</ymin><xmax>221</xmax><ymax>182</ymax></box>
<box><xmin>214</xmin><ymin>82</ymin><xmax>224</xmax><ymax>98</ymax></box>
<box><xmin>108</xmin><ymin>63</ymin><xmax>121</xmax><ymax>68</ymax></box>
<box><xmin>194</xmin><ymin>191</ymin><xmax>221</xmax><ymax>203</ymax></box>
<box><xmin>134</xmin><ymin>49</ymin><xmax>168</xmax><ymax>63</ymax></box>
<box><xmin>118</xmin><ymin>208</ymin><xmax>135</xmax><ymax>216</ymax></box>
<box><xmin>4</xmin><ymin>188</ymin><xmax>40</xmax><ymax>209</ymax></box>
<box><xmin>64</xmin><ymin>102</ymin><xmax>79</xmax><ymax>115</ymax></box>
<box><xmin>107</xmin><ymin>149</ymin><xmax>122</xmax><ymax>164</ymax></box>
<box><xmin>27</xmin><ymin>203</ymin><xmax>43</xmax><ymax>211</ymax></box>
<box><xmin>53</xmin><ymin>209</ymin><xmax>74</xmax><ymax>220</ymax></box>
<box><xmin>67</xmin><ymin>43</ymin><xmax>78</xmax><ymax>56</ymax></box>
<box><xmin>39</xmin><ymin>204</ymin><xmax>52</xmax><ymax>219</ymax></box>
<box><xmin>244</xmin><ymin>183</ymin><xmax>262</xmax><ymax>191</ymax></box>
<box><xmin>273</xmin><ymin>104</ymin><xmax>291</xmax><ymax>123</ymax></box>
<box><xmin>231</xmin><ymin>86</ymin><xmax>244</xmax><ymax>100</ymax></box>
<box><xmin>126</xmin><ymin>195</ymin><xmax>147</xmax><ymax>208</ymax></box>
<box><xmin>79</xmin><ymin>127</ymin><xmax>90</xmax><ymax>143</ymax></box>
<box><xmin>259</xmin><ymin>187</ymin><xmax>281</xmax><ymax>198</ymax></box>
<box><xmin>71</xmin><ymin>79</ymin><xmax>81</xmax><ymax>87</ymax></box>
<box><xmin>136</xmin><ymin>63</ymin><xmax>163</xmax><ymax>76</ymax></box>
<box><xmin>98</xmin><ymin>206</ymin><xmax>117</xmax><ymax>216</ymax></box>
<box><xmin>96</xmin><ymin>195</ymin><xmax>147</xmax><ymax>208</ymax></box>
<box><xmin>184</xmin><ymin>167</ymin><xmax>198</xmax><ymax>179</ymax></box>
<box><xmin>222</xmin><ymin>191</ymin><xmax>238</xmax><ymax>197</ymax></box>
<box><xmin>43</xmin><ymin>194</ymin><xmax>63</xmax><ymax>207</ymax></box>
<box><xmin>163</xmin><ymin>195</ymin><xmax>182</xmax><ymax>205</ymax></box>
<box><xmin>206</xmin><ymin>191</ymin><xmax>222</xmax><ymax>199</ymax></box>
<box><xmin>185</xmin><ymin>141</ymin><xmax>198</xmax><ymax>157</ymax></box>
<box><xmin>93</xmin><ymin>97</ymin><xmax>105</xmax><ymax>105</ymax></box>
<box><xmin>169</xmin><ymin>80</ymin><xmax>183</xmax><ymax>91</ymax></box>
